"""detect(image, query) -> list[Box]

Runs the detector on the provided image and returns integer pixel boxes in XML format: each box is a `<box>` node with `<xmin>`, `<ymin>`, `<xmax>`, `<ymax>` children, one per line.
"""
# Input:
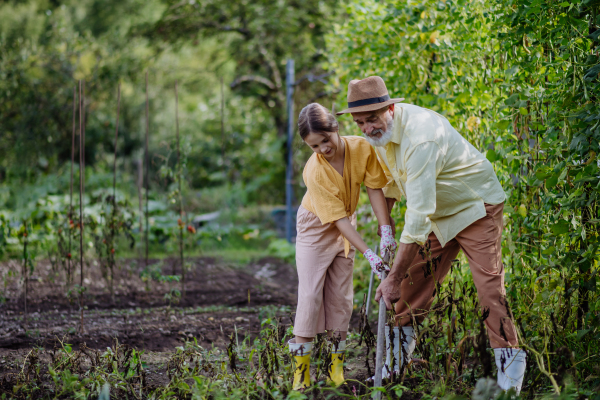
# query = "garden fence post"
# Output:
<box><xmin>285</xmin><ymin>59</ymin><xmax>295</xmax><ymax>243</ymax></box>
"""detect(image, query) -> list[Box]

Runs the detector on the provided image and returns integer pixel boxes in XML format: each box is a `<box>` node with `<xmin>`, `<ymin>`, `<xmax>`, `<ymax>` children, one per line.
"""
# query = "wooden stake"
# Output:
<box><xmin>79</xmin><ymin>79</ymin><xmax>86</xmax><ymax>334</ymax></box>
<box><xmin>221</xmin><ymin>77</ymin><xmax>226</xmax><ymax>172</ymax></box>
<box><xmin>137</xmin><ymin>158</ymin><xmax>143</xmax><ymax>272</ymax></box>
<box><xmin>110</xmin><ymin>83</ymin><xmax>121</xmax><ymax>302</ymax></box>
<box><xmin>112</xmin><ymin>83</ymin><xmax>121</xmax><ymax>206</ymax></box>
<box><xmin>144</xmin><ymin>72</ymin><xmax>150</xmax><ymax>269</ymax></box>
<box><xmin>69</xmin><ymin>86</ymin><xmax>76</xmax><ymax>288</ymax></box>
<box><xmin>22</xmin><ymin>220</ymin><xmax>28</xmax><ymax>329</ymax></box>
<box><xmin>175</xmin><ymin>80</ymin><xmax>185</xmax><ymax>299</ymax></box>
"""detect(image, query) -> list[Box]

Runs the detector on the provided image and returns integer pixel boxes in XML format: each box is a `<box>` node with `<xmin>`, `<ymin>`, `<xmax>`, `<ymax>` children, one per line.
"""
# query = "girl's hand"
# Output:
<box><xmin>379</xmin><ymin>225</ymin><xmax>397</xmax><ymax>260</ymax></box>
<box><xmin>363</xmin><ymin>249</ymin><xmax>390</xmax><ymax>280</ymax></box>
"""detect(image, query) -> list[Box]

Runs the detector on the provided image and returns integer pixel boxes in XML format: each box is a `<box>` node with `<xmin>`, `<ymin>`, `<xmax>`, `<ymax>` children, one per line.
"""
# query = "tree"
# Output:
<box><xmin>142</xmin><ymin>0</ymin><xmax>340</xmax><ymax>142</ymax></box>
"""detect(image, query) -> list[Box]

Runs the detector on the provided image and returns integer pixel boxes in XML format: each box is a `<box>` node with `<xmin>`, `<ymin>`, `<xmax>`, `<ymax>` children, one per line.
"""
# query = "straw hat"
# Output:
<box><xmin>336</xmin><ymin>76</ymin><xmax>404</xmax><ymax>115</ymax></box>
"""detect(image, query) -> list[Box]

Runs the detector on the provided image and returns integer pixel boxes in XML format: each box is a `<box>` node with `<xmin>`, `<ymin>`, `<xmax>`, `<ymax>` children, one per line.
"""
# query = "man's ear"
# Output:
<box><xmin>389</xmin><ymin>104</ymin><xmax>395</xmax><ymax>118</ymax></box>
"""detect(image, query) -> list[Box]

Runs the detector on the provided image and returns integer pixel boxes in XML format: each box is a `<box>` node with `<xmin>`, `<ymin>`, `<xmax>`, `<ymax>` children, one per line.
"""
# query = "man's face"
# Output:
<box><xmin>352</xmin><ymin>105</ymin><xmax>395</xmax><ymax>147</ymax></box>
<box><xmin>351</xmin><ymin>105</ymin><xmax>394</xmax><ymax>139</ymax></box>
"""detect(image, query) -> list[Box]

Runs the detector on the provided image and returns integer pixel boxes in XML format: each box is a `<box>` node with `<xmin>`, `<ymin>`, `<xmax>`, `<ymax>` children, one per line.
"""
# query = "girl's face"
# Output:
<box><xmin>304</xmin><ymin>131</ymin><xmax>339</xmax><ymax>160</ymax></box>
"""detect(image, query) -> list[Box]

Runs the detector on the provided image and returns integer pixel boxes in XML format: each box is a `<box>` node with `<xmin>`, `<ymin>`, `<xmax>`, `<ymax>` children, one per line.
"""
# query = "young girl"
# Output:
<box><xmin>289</xmin><ymin>103</ymin><xmax>397</xmax><ymax>389</ymax></box>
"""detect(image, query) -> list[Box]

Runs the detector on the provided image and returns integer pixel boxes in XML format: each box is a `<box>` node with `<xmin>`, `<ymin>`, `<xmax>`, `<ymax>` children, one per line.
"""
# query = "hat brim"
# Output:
<box><xmin>335</xmin><ymin>98</ymin><xmax>405</xmax><ymax>115</ymax></box>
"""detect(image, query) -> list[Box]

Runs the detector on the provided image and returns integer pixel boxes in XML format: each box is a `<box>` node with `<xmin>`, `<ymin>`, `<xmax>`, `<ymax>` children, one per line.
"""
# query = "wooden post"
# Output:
<box><xmin>78</xmin><ymin>79</ymin><xmax>86</xmax><ymax>334</ymax></box>
<box><xmin>144</xmin><ymin>72</ymin><xmax>150</xmax><ymax>268</ymax></box>
<box><xmin>69</xmin><ymin>86</ymin><xmax>76</xmax><ymax>288</ymax></box>
<box><xmin>110</xmin><ymin>83</ymin><xmax>121</xmax><ymax>302</ymax></box>
<box><xmin>174</xmin><ymin>80</ymin><xmax>185</xmax><ymax>299</ymax></box>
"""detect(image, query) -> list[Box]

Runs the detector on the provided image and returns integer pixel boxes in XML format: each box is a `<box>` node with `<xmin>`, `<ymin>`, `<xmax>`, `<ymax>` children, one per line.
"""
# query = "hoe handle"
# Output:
<box><xmin>373</xmin><ymin>271</ymin><xmax>387</xmax><ymax>399</ymax></box>
<box><xmin>373</xmin><ymin>251</ymin><xmax>391</xmax><ymax>399</ymax></box>
<box><xmin>365</xmin><ymin>245</ymin><xmax>378</xmax><ymax>317</ymax></box>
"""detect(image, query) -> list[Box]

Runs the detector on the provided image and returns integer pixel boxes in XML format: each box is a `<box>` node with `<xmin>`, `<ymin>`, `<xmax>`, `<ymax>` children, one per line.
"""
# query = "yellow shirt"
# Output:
<box><xmin>301</xmin><ymin>136</ymin><xmax>387</xmax><ymax>256</ymax></box>
<box><xmin>376</xmin><ymin>104</ymin><xmax>506</xmax><ymax>247</ymax></box>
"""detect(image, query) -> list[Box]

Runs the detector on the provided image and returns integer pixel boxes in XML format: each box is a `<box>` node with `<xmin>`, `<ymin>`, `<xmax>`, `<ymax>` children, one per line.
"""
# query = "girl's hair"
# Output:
<box><xmin>297</xmin><ymin>103</ymin><xmax>339</xmax><ymax>140</ymax></box>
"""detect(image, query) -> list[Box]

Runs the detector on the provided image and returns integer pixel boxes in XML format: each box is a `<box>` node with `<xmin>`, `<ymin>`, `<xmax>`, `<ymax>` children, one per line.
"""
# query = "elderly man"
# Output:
<box><xmin>337</xmin><ymin>76</ymin><xmax>526</xmax><ymax>393</ymax></box>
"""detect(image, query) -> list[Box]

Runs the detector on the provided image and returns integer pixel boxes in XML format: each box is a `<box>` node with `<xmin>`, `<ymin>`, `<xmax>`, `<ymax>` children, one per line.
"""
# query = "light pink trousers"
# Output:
<box><xmin>293</xmin><ymin>206</ymin><xmax>356</xmax><ymax>338</ymax></box>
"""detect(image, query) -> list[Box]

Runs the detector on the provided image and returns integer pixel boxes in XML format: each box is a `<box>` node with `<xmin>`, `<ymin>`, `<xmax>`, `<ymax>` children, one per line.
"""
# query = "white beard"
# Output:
<box><xmin>364</xmin><ymin>122</ymin><xmax>394</xmax><ymax>147</ymax></box>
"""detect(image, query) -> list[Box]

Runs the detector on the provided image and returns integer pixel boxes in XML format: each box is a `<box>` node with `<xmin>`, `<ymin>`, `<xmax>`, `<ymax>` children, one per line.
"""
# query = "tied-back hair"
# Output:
<box><xmin>298</xmin><ymin>103</ymin><xmax>339</xmax><ymax>140</ymax></box>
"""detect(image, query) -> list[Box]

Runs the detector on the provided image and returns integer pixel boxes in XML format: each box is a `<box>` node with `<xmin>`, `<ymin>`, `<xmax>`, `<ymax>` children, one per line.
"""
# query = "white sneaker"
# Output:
<box><xmin>371</xmin><ymin>326</ymin><xmax>416</xmax><ymax>380</ymax></box>
<box><xmin>495</xmin><ymin>348</ymin><xmax>527</xmax><ymax>394</ymax></box>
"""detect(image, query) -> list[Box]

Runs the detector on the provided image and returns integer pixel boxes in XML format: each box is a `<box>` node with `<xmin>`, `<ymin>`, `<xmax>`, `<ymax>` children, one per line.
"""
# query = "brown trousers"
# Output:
<box><xmin>293</xmin><ymin>206</ymin><xmax>356</xmax><ymax>338</ymax></box>
<box><xmin>395</xmin><ymin>203</ymin><xmax>519</xmax><ymax>348</ymax></box>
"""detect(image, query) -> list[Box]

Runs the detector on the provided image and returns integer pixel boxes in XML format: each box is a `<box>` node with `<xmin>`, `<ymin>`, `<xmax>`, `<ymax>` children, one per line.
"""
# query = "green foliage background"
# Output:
<box><xmin>330</xmin><ymin>0</ymin><xmax>600</xmax><ymax>395</ymax></box>
<box><xmin>0</xmin><ymin>0</ymin><xmax>599</xmax><ymax>397</ymax></box>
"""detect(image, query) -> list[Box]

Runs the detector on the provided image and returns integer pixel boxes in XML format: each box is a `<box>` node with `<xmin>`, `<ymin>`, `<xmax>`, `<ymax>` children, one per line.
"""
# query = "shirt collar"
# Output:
<box><xmin>389</xmin><ymin>106</ymin><xmax>403</xmax><ymax>145</ymax></box>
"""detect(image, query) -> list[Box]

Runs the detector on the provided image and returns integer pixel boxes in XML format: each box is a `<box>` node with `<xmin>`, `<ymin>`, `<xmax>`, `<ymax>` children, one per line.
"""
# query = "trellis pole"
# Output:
<box><xmin>285</xmin><ymin>59</ymin><xmax>295</xmax><ymax>243</ymax></box>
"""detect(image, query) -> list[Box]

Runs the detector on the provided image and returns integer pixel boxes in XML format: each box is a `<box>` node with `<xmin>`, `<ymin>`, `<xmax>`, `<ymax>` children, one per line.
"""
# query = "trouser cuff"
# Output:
<box><xmin>288</xmin><ymin>339</ymin><xmax>312</xmax><ymax>355</ymax></box>
<box><xmin>328</xmin><ymin>340</ymin><xmax>346</xmax><ymax>353</ymax></box>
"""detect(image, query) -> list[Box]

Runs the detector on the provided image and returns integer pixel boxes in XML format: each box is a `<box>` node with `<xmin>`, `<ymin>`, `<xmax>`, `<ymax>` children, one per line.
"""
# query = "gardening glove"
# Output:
<box><xmin>363</xmin><ymin>249</ymin><xmax>390</xmax><ymax>280</ymax></box>
<box><xmin>379</xmin><ymin>225</ymin><xmax>397</xmax><ymax>260</ymax></box>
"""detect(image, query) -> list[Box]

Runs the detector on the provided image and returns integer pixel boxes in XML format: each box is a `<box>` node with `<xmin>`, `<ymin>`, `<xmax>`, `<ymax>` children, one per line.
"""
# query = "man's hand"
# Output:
<box><xmin>375</xmin><ymin>275</ymin><xmax>403</xmax><ymax>310</ymax></box>
<box><xmin>374</xmin><ymin>242</ymin><xmax>420</xmax><ymax>310</ymax></box>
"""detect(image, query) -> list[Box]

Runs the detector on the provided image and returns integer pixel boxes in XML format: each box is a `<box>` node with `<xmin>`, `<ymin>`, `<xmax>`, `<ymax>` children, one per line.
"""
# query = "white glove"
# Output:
<box><xmin>379</xmin><ymin>225</ymin><xmax>397</xmax><ymax>260</ymax></box>
<box><xmin>363</xmin><ymin>249</ymin><xmax>390</xmax><ymax>280</ymax></box>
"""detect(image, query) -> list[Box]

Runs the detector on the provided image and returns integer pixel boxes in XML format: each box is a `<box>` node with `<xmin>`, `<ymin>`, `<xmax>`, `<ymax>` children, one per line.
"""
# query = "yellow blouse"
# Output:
<box><xmin>301</xmin><ymin>135</ymin><xmax>387</xmax><ymax>256</ymax></box>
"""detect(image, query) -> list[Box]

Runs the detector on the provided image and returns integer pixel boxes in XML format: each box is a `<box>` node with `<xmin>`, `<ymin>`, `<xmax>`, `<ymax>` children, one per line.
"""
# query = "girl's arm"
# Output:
<box><xmin>334</xmin><ymin>188</ymin><xmax>391</xmax><ymax>253</ymax></box>
<box><xmin>368</xmin><ymin>187</ymin><xmax>397</xmax><ymax>258</ymax></box>
<box><xmin>335</xmin><ymin>217</ymin><xmax>389</xmax><ymax>280</ymax></box>
<box><xmin>366</xmin><ymin>188</ymin><xmax>391</xmax><ymax>227</ymax></box>
<box><xmin>334</xmin><ymin>218</ymin><xmax>369</xmax><ymax>254</ymax></box>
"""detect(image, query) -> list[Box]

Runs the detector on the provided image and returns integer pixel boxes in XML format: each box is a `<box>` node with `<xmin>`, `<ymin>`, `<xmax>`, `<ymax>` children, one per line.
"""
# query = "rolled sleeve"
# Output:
<box><xmin>363</xmin><ymin>146</ymin><xmax>388</xmax><ymax>189</ymax></box>
<box><xmin>399</xmin><ymin>142</ymin><xmax>443</xmax><ymax>246</ymax></box>
<box><xmin>383</xmin><ymin>181</ymin><xmax>403</xmax><ymax>201</ymax></box>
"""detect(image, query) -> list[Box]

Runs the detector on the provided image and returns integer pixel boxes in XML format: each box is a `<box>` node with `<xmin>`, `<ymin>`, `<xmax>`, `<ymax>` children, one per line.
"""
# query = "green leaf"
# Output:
<box><xmin>535</xmin><ymin>169</ymin><xmax>550</xmax><ymax>180</ymax></box>
<box><xmin>504</xmin><ymin>94</ymin><xmax>519</xmax><ymax>106</ymax></box>
<box><xmin>496</xmin><ymin>120</ymin><xmax>511</xmax><ymax>130</ymax></box>
<box><xmin>546</xmin><ymin>175</ymin><xmax>559</xmax><ymax>188</ymax></box>
<box><xmin>542</xmin><ymin>246</ymin><xmax>555</xmax><ymax>255</ymax></box>
<box><xmin>486</xmin><ymin>149</ymin><xmax>499</xmax><ymax>162</ymax></box>
<box><xmin>577</xmin><ymin>329</ymin><xmax>591</xmax><ymax>340</ymax></box>
<box><xmin>519</xmin><ymin>107</ymin><xmax>528</xmax><ymax>115</ymax></box>
<box><xmin>551</xmin><ymin>220</ymin><xmax>570</xmax><ymax>235</ymax></box>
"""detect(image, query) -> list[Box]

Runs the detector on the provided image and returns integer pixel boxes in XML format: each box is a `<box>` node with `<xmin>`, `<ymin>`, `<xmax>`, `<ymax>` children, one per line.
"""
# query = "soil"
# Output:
<box><xmin>0</xmin><ymin>255</ymin><xmax>382</xmax><ymax>396</ymax></box>
<box><xmin>0</xmin><ymin>256</ymin><xmax>299</xmax><ymax>350</ymax></box>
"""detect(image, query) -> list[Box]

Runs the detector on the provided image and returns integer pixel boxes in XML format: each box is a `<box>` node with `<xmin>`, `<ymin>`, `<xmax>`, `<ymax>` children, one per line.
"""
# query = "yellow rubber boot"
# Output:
<box><xmin>289</xmin><ymin>340</ymin><xmax>312</xmax><ymax>390</ymax></box>
<box><xmin>327</xmin><ymin>340</ymin><xmax>346</xmax><ymax>386</ymax></box>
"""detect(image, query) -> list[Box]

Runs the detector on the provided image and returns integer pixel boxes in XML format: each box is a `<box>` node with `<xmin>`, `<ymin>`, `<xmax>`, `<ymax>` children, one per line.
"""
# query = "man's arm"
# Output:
<box><xmin>374</xmin><ymin>141</ymin><xmax>443</xmax><ymax>309</ymax></box>
<box><xmin>374</xmin><ymin>242</ymin><xmax>419</xmax><ymax>309</ymax></box>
